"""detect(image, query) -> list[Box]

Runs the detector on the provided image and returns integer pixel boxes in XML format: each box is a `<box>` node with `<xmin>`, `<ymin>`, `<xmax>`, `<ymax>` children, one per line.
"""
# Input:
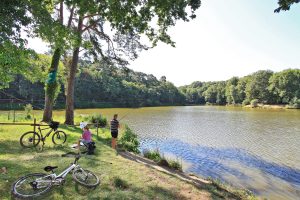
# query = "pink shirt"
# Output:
<box><xmin>82</xmin><ymin>130</ymin><xmax>92</xmax><ymax>142</ymax></box>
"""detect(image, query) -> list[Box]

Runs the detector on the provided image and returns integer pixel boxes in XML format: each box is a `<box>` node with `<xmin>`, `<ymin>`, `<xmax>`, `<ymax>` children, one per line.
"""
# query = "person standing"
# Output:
<box><xmin>110</xmin><ymin>114</ymin><xmax>120</xmax><ymax>149</ymax></box>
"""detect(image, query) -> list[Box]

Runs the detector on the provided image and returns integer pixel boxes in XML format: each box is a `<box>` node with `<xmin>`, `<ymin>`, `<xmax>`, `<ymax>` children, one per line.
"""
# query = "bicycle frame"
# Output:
<box><xmin>34</xmin><ymin>155</ymin><xmax>85</xmax><ymax>187</ymax></box>
<box><xmin>37</xmin><ymin>126</ymin><xmax>54</xmax><ymax>141</ymax></box>
<box><xmin>35</xmin><ymin>163</ymin><xmax>81</xmax><ymax>187</ymax></box>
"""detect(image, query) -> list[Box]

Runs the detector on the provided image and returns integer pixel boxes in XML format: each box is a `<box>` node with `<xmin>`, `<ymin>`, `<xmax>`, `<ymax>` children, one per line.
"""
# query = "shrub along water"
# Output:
<box><xmin>119</xmin><ymin>125</ymin><xmax>140</xmax><ymax>154</ymax></box>
<box><xmin>143</xmin><ymin>149</ymin><xmax>183</xmax><ymax>171</ymax></box>
<box><xmin>84</xmin><ymin>114</ymin><xmax>107</xmax><ymax>127</ymax></box>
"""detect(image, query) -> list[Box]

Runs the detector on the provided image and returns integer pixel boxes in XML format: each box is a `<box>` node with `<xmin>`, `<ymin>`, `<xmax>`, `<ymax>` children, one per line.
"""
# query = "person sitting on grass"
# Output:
<box><xmin>77</xmin><ymin>122</ymin><xmax>92</xmax><ymax>151</ymax></box>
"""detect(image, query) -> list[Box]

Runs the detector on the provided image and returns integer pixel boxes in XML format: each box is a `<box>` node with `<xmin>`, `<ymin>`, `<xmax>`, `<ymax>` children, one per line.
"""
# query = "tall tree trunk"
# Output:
<box><xmin>64</xmin><ymin>16</ymin><xmax>83</xmax><ymax>125</ymax></box>
<box><xmin>64</xmin><ymin>47</ymin><xmax>80</xmax><ymax>125</ymax></box>
<box><xmin>42</xmin><ymin>48</ymin><xmax>61</xmax><ymax>122</ymax></box>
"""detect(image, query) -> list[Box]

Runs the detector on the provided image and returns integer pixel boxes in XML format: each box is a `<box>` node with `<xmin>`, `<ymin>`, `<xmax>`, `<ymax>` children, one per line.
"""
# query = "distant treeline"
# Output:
<box><xmin>0</xmin><ymin>63</ymin><xmax>185</xmax><ymax>110</ymax></box>
<box><xmin>179</xmin><ymin>69</ymin><xmax>300</xmax><ymax>108</ymax></box>
<box><xmin>0</xmin><ymin>66</ymin><xmax>299</xmax><ymax>110</ymax></box>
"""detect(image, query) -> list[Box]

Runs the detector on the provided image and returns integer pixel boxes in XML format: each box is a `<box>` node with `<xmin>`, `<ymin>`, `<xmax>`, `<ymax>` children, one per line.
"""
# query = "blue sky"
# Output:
<box><xmin>128</xmin><ymin>0</ymin><xmax>300</xmax><ymax>86</ymax></box>
<box><xmin>28</xmin><ymin>1</ymin><xmax>300</xmax><ymax>86</ymax></box>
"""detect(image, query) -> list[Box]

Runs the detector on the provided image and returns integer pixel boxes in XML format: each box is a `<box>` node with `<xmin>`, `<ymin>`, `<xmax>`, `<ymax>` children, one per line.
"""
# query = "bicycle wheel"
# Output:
<box><xmin>12</xmin><ymin>173</ymin><xmax>53</xmax><ymax>198</ymax></box>
<box><xmin>72</xmin><ymin>168</ymin><xmax>100</xmax><ymax>187</ymax></box>
<box><xmin>52</xmin><ymin>131</ymin><xmax>67</xmax><ymax>145</ymax></box>
<box><xmin>20</xmin><ymin>131</ymin><xmax>40</xmax><ymax>148</ymax></box>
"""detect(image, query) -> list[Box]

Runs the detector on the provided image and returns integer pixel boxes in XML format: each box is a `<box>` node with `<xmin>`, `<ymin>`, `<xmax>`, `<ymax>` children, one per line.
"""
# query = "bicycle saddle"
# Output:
<box><xmin>44</xmin><ymin>166</ymin><xmax>58</xmax><ymax>172</ymax></box>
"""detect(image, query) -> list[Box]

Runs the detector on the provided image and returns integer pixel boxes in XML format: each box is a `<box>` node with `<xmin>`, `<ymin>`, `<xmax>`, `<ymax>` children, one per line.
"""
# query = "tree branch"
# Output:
<box><xmin>67</xmin><ymin>6</ymin><xmax>75</xmax><ymax>28</ymax></box>
<box><xmin>82</xmin><ymin>18</ymin><xmax>102</xmax><ymax>32</ymax></box>
<box><xmin>83</xmin><ymin>13</ymin><xmax>100</xmax><ymax>19</ymax></box>
<box><xmin>59</xmin><ymin>1</ymin><xmax>63</xmax><ymax>24</ymax></box>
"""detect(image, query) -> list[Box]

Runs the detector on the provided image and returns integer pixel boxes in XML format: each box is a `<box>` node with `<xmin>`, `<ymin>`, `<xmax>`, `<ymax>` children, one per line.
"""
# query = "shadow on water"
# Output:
<box><xmin>140</xmin><ymin>138</ymin><xmax>300</xmax><ymax>195</ymax></box>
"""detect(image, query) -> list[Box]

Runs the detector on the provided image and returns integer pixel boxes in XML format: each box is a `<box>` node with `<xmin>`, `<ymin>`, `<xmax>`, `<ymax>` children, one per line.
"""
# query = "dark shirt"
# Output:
<box><xmin>110</xmin><ymin>119</ymin><xmax>119</xmax><ymax>132</ymax></box>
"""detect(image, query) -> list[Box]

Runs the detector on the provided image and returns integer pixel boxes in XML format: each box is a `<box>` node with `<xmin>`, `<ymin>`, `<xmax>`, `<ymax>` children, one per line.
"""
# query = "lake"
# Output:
<box><xmin>69</xmin><ymin>106</ymin><xmax>300</xmax><ymax>199</ymax></box>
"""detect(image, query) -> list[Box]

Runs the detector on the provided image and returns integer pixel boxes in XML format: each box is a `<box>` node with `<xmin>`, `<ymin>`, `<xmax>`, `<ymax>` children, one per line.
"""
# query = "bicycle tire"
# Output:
<box><xmin>52</xmin><ymin>131</ymin><xmax>67</xmax><ymax>145</ymax></box>
<box><xmin>20</xmin><ymin>131</ymin><xmax>40</xmax><ymax>148</ymax></box>
<box><xmin>11</xmin><ymin>173</ymin><xmax>53</xmax><ymax>199</ymax></box>
<box><xmin>72</xmin><ymin>168</ymin><xmax>100</xmax><ymax>188</ymax></box>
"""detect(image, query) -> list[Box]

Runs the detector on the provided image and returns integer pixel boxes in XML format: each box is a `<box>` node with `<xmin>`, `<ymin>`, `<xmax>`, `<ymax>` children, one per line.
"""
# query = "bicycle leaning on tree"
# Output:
<box><xmin>20</xmin><ymin>121</ymin><xmax>67</xmax><ymax>148</ymax></box>
<box><xmin>11</xmin><ymin>154</ymin><xmax>100</xmax><ymax>198</ymax></box>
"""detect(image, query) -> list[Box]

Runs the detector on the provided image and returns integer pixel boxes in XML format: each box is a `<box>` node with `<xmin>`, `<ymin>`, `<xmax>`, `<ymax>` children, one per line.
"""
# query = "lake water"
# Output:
<box><xmin>19</xmin><ymin>106</ymin><xmax>294</xmax><ymax>199</ymax></box>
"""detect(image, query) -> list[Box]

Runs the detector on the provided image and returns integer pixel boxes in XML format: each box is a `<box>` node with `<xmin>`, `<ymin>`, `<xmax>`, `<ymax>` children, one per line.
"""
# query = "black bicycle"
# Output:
<box><xmin>20</xmin><ymin>121</ymin><xmax>67</xmax><ymax>148</ymax></box>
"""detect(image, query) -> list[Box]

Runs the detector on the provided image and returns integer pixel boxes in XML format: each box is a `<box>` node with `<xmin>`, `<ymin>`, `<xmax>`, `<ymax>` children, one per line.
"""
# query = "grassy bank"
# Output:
<box><xmin>0</xmin><ymin>115</ymin><xmax>256</xmax><ymax>200</ymax></box>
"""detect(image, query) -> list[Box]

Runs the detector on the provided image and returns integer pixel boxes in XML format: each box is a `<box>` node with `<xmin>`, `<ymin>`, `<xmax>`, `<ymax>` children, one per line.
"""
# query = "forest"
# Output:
<box><xmin>180</xmin><ymin>69</ymin><xmax>300</xmax><ymax>107</ymax></box>
<box><xmin>1</xmin><ymin>55</ymin><xmax>299</xmax><ymax>110</ymax></box>
<box><xmin>0</xmin><ymin>56</ymin><xmax>185</xmax><ymax>110</ymax></box>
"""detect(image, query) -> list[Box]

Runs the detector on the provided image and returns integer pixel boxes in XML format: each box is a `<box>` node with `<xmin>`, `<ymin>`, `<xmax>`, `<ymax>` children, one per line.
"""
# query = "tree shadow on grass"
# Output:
<box><xmin>0</xmin><ymin>159</ymin><xmax>34</xmax><ymax>199</ymax></box>
<box><xmin>147</xmin><ymin>185</ymin><xmax>188</xmax><ymax>200</ymax></box>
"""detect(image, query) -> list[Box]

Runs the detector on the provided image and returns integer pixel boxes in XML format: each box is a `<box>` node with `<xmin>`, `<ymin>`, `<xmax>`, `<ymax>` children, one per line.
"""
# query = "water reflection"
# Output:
<box><xmin>140</xmin><ymin>138</ymin><xmax>300</xmax><ymax>199</ymax></box>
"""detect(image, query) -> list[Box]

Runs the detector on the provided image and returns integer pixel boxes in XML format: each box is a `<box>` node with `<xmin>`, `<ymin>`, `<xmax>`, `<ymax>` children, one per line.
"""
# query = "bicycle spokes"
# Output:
<box><xmin>14</xmin><ymin>174</ymin><xmax>52</xmax><ymax>197</ymax></box>
<box><xmin>20</xmin><ymin>132</ymin><xmax>40</xmax><ymax>148</ymax></box>
<box><xmin>52</xmin><ymin>131</ymin><xmax>67</xmax><ymax>145</ymax></box>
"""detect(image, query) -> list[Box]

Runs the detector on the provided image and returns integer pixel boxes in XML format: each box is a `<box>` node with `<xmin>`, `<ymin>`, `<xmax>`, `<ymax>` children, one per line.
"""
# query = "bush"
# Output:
<box><xmin>168</xmin><ymin>159</ymin><xmax>182</xmax><ymax>171</ymax></box>
<box><xmin>24</xmin><ymin>104</ymin><xmax>33</xmax><ymax>119</ymax></box>
<box><xmin>143</xmin><ymin>149</ymin><xmax>182</xmax><ymax>171</ymax></box>
<box><xmin>242</xmin><ymin>99</ymin><xmax>250</xmax><ymax>106</ymax></box>
<box><xmin>119</xmin><ymin>125</ymin><xmax>140</xmax><ymax>154</ymax></box>
<box><xmin>143</xmin><ymin>149</ymin><xmax>161</xmax><ymax>162</ymax></box>
<box><xmin>289</xmin><ymin>97</ymin><xmax>300</xmax><ymax>108</ymax></box>
<box><xmin>250</xmin><ymin>99</ymin><xmax>259</xmax><ymax>107</ymax></box>
<box><xmin>84</xmin><ymin>114</ymin><xmax>107</xmax><ymax>127</ymax></box>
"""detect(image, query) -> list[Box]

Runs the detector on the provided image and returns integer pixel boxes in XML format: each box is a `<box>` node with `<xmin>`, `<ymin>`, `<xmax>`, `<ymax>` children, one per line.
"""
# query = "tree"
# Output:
<box><xmin>268</xmin><ymin>69</ymin><xmax>300</xmax><ymax>103</ymax></box>
<box><xmin>274</xmin><ymin>0</ymin><xmax>300</xmax><ymax>12</ymax></box>
<box><xmin>245</xmin><ymin>70</ymin><xmax>274</xmax><ymax>103</ymax></box>
<box><xmin>63</xmin><ymin>0</ymin><xmax>201</xmax><ymax>124</ymax></box>
<box><xmin>1</xmin><ymin>0</ymin><xmax>71</xmax><ymax>120</ymax></box>
<box><xmin>225</xmin><ymin>77</ymin><xmax>239</xmax><ymax>104</ymax></box>
<box><xmin>0</xmin><ymin>0</ymin><xmax>36</xmax><ymax>88</ymax></box>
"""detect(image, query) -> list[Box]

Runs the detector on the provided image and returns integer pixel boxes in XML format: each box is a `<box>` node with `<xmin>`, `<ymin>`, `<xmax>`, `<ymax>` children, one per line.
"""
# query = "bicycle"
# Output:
<box><xmin>11</xmin><ymin>154</ymin><xmax>100</xmax><ymax>199</ymax></box>
<box><xmin>20</xmin><ymin>121</ymin><xmax>67</xmax><ymax>148</ymax></box>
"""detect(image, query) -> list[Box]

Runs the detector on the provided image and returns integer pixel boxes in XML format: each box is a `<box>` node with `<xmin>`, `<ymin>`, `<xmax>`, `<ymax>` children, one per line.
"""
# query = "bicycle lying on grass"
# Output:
<box><xmin>12</xmin><ymin>154</ymin><xmax>100</xmax><ymax>199</ymax></box>
<box><xmin>20</xmin><ymin>121</ymin><xmax>67</xmax><ymax>148</ymax></box>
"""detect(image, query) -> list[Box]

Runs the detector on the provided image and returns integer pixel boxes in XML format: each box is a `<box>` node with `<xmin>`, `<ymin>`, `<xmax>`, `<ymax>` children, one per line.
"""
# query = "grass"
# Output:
<box><xmin>143</xmin><ymin>149</ymin><xmax>183</xmax><ymax>171</ymax></box>
<box><xmin>0</xmin><ymin>112</ymin><xmax>257</xmax><ymax>200</ymax></box>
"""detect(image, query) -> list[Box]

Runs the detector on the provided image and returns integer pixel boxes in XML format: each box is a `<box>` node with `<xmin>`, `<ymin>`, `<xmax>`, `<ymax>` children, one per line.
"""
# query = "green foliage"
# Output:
<box><xmin>167</xmin><ymin>159</ymin><xmax>182</xmax><ymax>171</ymax></box>
<box><xmin>275</xmin><ymin>0</ymin><xmax>300</xmax><ymax>12</ymax></box>
<box><xmin>245</xmin><ymin>70</ymin><xmax>274</xmax><ymax>103</ymax></box>
<box><xmin>45</xmin><ymin>81</ymin><xmax>60</xmax><ymax>101</ymax></box>
<box><xmin>0</xmin><ymin>61</ymin><xmax>184</xmax><ymax>109</ymax></box>
<box><xmin>84</xmin><ymin>114</ymin><xmax>107</xmax><ymax>127</ymax></box>
<box><xmin>0</xmin><ymin>0</ymin><xmax>31</xmax><ymax>43</ymax></box>
<box><xmin>180</xmin><ymin>69</ymin><xmax>300</xmax><ymax>108</ymax></box>
<box><xmin>143</xmin><ymin>149</ymin><xmax>182</xmax><ymax>171</ymax></box>
<box><xmin>250</xmin><ymin>99</ymin><xmax>259</xmax><ymax>107</ymax></box>
<box><xmin>242</xmin><ymin>99</ymin><xmax>250</xmax><ymax>106</ymax></box>
<box><xmin>289</xmin><ymin>97</ymin><xmax>300</xmax><ymax>108</ymax></box>
<box><xmin>143</xmin><ymin>149</ymin><xmax>161</xmax><ymax>162</ymax></box>
<box><xmin>0</xmin><ymin>41</ymin><xmax>37</xmax><ymax>88</ymax></box>
<box><xmin>119</xmin><ymin>125</ymin><xmax>140</xmax><ymax>154</ymax></box>
<box><xmin>268</xmin><ymin>69</ymin><xmax>300</xmax><ymax>104</ymax></box>
<box><xmin>24</xmin><ymin>104</ymin><xmax>33</xmax><ymax>119</ymax></box>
